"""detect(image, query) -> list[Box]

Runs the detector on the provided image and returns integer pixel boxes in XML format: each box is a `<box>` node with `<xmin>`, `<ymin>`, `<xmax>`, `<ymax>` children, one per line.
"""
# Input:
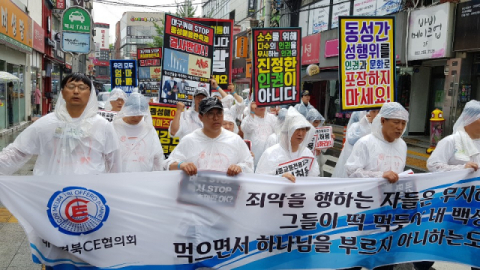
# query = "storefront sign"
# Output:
<box><xmin>325</xmin><ymin>39</ymin><xmax>339</xmax><ymax>57</ymax></box>
<box><xmin>453</xmin><ymin>0</ymin><xmax>480</xmax><ymax>51</ymax></box>
<box><xmin>236</xmin><ymin>36</ymin><xmax>248</xmax><ymax>58</ymax></box>
<box><xmin>353</xmin><ymin>0</ymin><xmax>377</xmax><ymax>16</ymax></box>
<box><xmin>232</xmin><ymin>58</ymin><xmax>246</xmax><ymax>78</ymax></box>
<box><xmin>339</xmin><ymin>17</ymin><xmax>396</xmax><ymax>110</ymax></box>
<box><xmin>138</xmin><ymin>48</ymin><xmax>162</xmax><ymax>94</ymax></box>
<box><xmin>56</xmin><ymin>0</ymin><xmax>66</xmax><ymax>9</ymax></box>
<box><xmin>248</xmin><ymin>0</ymin><xmax>257</xmax><ymax>17</ymax></box>
<box><xmin>408</xmin><ymin>3</ymin><xmax>454</xmax><ymax>61</ymax></box>
<box><xmin>302</xmin><ymin>33</ymin><xmax>320</xmax><ymax>65</ymax></box>
<box><xmin>161</xmin><ymin>14</ymin><xmax>214</xmax><ymax>107</ymax></box>
<box><xmin>62</xmin><ymin>32</ymin><xmax>90</xmax><ymax>54</ymax></box>
<box><xmin>190</xmin><ymin>18</ymin><xmax>233</xmax><ymax>91</ymax></box>
<box><xmin>110</xmin><ymin>59</ymin><xmax>137</xmax><ymax>94</ymax></box>
<box><xmin>331</xmin><ymin>2</ymin><xmax>351</xmax><ymax>29</ymax></box>
<box><xmin>0</xmin><ymin>0</ymin><xmax>33</xmax><ymax>52</ymax></box>
<box><xmin>149</xmin><ymin>103</ymin><xmax>179</xmax><ymax>159</ymax></box>
<box><xmin>33</xmin><ymin>22</ymin><xmax>45</xmax><ymax>53</ymax></box>
<box><xmin>62</xmin><ymin>7</ymin><xmax>92</xmax><ymax>34</ymax></box>
<box><xmin>309</xmin><ymin>0</ymin><xmax>330</xmax><ymax>34</ymax></box>
<box><xmin>252</xmin><ymin>28</ymin><xmax>302</xmax><ymax>107</ymax></box>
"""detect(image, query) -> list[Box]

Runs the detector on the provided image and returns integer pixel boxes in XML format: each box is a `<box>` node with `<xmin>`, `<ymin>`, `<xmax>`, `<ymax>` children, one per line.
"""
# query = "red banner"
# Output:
<box><xmin>301</xmin><ymin>33</ymin><xmax>320</xmax><ymax>65</ymax></box>
<box><xmin>33</xmin><ymin>22</ymin><xmax>45</xmax><ymax>53</ymax></box>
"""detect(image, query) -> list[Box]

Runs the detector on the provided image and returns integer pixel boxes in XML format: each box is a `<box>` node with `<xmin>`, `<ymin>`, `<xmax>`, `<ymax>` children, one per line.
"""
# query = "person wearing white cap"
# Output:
<box><xmin>333</xmin><ymin>110</ymin><xmax>380</xmax><ymax>178</ymax></box>
<box><xmin>343</xmin><ymin>102</ymin><xmax>409</xmax><ymax>270</ymax></box>
<box><xmin>112</xmin><ymin>93</ymin><xmax>164</xmax><ymax>172</ymax></box>
<box><xmin>166</xmin><ymin>97</ymin><xmax>254</xmax><ymax>175</ymax></box>
<box><xmin>105</xmin><ymin>88</ymin><xmax>128</xmax><ymax>111</ymax></box>
<box><xmin>256</xmin><ymin>107</ymin><xmax>319</xmax><ymax>182</ymax></box>
<box><xmin>169</xmin><ymin>87</ymin><xmax>209</xmax><ymax>139</ymax></box>
<box><xmin>428</xmin><ymin>100</ymin><xmax>480</xmax><ymax>173</ymax></box>
<box><xmin>345</xmin><ymin>102</ymin><xmax>409</xmax><ymax>183</ymax></box>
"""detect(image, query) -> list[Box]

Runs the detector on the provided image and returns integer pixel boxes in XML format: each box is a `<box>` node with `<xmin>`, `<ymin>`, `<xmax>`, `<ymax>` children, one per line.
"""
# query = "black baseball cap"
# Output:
<box><xmin>199</xmin><ymin>97</ymin><xmax>223</xmax><ymax>115</ymax></box>
<box><xmin>302</xmin><ymin>90</ymin><xmax>310</xmax><ymax>97</ymax></box>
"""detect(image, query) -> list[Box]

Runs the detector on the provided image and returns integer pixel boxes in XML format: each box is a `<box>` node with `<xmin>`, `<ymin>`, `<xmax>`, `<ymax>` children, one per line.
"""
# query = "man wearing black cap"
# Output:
<box><xmin>169</xmin><ymin>87</ymin><xmax>209</xmax><ymax>139</ymax></box>
<box><xmin>166</xmin><ymin>97</ymin><xmax>254</xmax><ymax>176</ymax></box>
<box><xmin>294</xmin><ymin>90</ymin><xmax>315</xmax><ymax>117</ymax></box>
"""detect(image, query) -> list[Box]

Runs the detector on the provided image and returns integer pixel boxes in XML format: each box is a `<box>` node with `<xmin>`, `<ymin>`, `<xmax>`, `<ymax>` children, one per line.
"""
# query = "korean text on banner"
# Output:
<box><xmin>110</xmin><ymin>60</ymin><xmax>137</xmax><ymax>95</ymax></box>
<box><xmin>149</xmin><ymin>103</ymin><xmax>178</xmax><ymax>158</ymax></box>
<box><xmin>0</xmin><ymin>0</ymin><xmax>33</xmax><ymax>53</ymax></box>
<box><xmin>190</xmin><ymin>18</ymin><xmax>233</xmax><ymax>92</ymax></box>
<box><xmin>1</xmin><ymin>170</ymin><xmax>480</xmax><ymax>269</ymax></box>
<box><xmin>339</xmin><ymin>17</ymin><xmax>395</xmax><ymax>111</ymax></box>
<box><xmin>252</xmin><ymin>28</ymin><xmax>302</xmax><ymax>107</ymax></box>
<box><xmin>138</xmin><ymin>48</ymin><xmax>162</xmax><ymax>95</ymax></box>
<box><xmin>97</xmin><ymin>110</ymin><xmax>117</xmax><ymax>122</ymax></box>
<box><xmin>160</xmin><ymin>14</ymin><xmax>214</xmax><ymax>107</ymax></box>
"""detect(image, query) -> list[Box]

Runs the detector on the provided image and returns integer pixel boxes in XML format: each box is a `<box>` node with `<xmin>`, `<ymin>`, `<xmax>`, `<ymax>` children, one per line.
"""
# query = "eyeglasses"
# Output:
<box><xmin>205</xmin><ymin>110</ymin><xmax>223</xmax><ymax>119</ymax></box>
<box><xmin>65</xmin><ymin>84</ymin><xmax>90</xmax><ymax>91</ymax></box>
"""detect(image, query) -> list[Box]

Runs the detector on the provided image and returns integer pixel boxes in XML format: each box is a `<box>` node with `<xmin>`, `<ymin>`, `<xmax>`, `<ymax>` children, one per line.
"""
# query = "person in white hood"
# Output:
<box><xmin>256</xmin><ymin>107</ymin><xmax>320</xmax><ymax>182</ymax></box>
<box><xmin>306</xmin><ymin>108</ymin><xmax>327</xmax><ymax>176</ymax></box>
<box><xmin>0</xmin><ymin>73</ymin><xmax>120</xmax><ymax>175</ymax></box>
<box><xmin>265</xmin><ymin>108</ymin><xmax>288</xmax><ymax>149</ymax></box>
<box><xmin>241</xmin><ymin>101</ymin><xmax>276</xmax><ymax>166</ymax></box>
<box><xmin>166</xmin><ymin>97</ymin><xmax>254</xmax><ymax>175</ymax></box>
<box><xmin>105</xmin><ymin>87</ymin><xmax>127</xmax><ymax>111</ymax></box>
<box><xmin>333</xmin><ymin>109</ymin><xmax>379</xmax><ymax>178</ymax></box>
<box><xmin>345</xmin><ymin>102</ymin><xmax>409</xmax><ymax>184</ymax></box>
<box><xmin>113</xmin><ymin>93</ymin><xmax>164</xmax><ymax>172</ymax></box>
<box><xmin>427</xmin><ymin>100</ymin><xmax>480</xmax><ymax>173</ymax></box>
<box><xmin>169</xmin><ymin>88</ymin><xmax>209</xmax><ymax>139</ymax></box>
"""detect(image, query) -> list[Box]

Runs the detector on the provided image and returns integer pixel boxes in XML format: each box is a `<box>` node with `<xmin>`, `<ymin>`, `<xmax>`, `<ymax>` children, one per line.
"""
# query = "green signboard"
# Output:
<box><xmin>62</xmin><ymin>7</ymin><xmax>91</xmax><ymax>33</ymax></box>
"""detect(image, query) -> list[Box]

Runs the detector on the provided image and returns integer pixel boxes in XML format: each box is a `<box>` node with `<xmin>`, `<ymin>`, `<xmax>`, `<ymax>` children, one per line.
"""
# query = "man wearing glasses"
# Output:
<box><xmin>166</xmin><ymin>97</ymin><xmax>253</xmax><ymax>176</ymax></box>
<box><xmin>0</xmin><ymin>73</ymin><xmax>120</xmax><ymax>175</ymax></box>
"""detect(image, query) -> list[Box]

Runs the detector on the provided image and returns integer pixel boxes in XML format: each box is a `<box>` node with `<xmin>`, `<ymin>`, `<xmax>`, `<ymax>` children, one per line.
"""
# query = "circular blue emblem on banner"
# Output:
<box><xmin>47</xmin><ymin>186</ymin><xmax>110</xmax><ymax>236</ymax></box>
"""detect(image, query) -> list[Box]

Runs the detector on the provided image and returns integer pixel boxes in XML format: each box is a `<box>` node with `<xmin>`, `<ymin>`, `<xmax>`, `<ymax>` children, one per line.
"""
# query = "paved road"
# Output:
<box><xmin>0</xmin><ymin>128</ymin><xmax>474</xmax><ymax>270</ymax></box>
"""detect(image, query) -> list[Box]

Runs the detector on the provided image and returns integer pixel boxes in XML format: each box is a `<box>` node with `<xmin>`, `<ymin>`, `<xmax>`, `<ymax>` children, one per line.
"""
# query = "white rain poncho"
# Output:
<box><xmin>240</xmin><ymin>104</ymin><xmax>277</xmax><ymax>166</ymax></box>
<box><xmin>113</xmin><ymin>93</ymin><xmax>164</xmax><ymax>172</ymax></box>
<box><xmin>265</xmin><ymin>108</ymin><xmax>288</xmax><ymax>149</ymax></box>
<box><xmin>105</xmin><ymin>88</ymin><xmax>127</xmax><ymax>111</ymax></box>
<box><xmin>428</xmin><ymin>100</ymin><xmax>480</xmax><ymax>172</ymax></box>
<box><xmin>294</xmin><ymin>101</ymin><xmax>314</xmax><ymax>117</ymax></box>
<box><xmin>345</xmin><ymin>102</ymin><xmax>409</xmax><ymax>178</ymax></box>
<box><xmin>223</xmin><ymin>108</ymin><xmax>239</xmax><ymax>134</ymax></box>
<box><xmin>306</xmin><ymin>108</ymin><xmax>325</xmax><ymax>125</ymax></box>
<box><xmin>169</xmin><ymin>88</ymin><xmax>209</xmax><ymax>139</ymax></box>
<box><xmin>305</xmin><ymin>108</ymin><xmax>327</xmax><ymax>177</ymax></box>
<box><xmin>166</xmin><ymin>129</ymin><xmax>254</xmax><ymax>173</ymax></box>
<box><xmin>0</xmin><ymin>79</ymin><xmax>120</xmax><ymax>175</ymax></box>
<box><xmin>332</xmin><ymin>111</ymin><xmax>371</xmax><ymax>178</ymax></box>
<box><xmin>256</xmin><ymin>107</ymin><xmax>320</xmax><ymax>177</ymax></box>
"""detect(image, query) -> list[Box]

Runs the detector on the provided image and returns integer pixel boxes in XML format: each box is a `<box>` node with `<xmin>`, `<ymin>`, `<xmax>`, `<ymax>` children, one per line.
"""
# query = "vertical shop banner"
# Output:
<box><xmin>110</xmin><ymin>60</ymin><xmax>137</xmax><ymax>94</ymax></box>
<box><xmin>160</xmin><ymin>14</ymin><xmax>214</xmax><ymax>107</ymax></box>
<box><xmin>137</xmin><ymin>48</ymin><xmax>162</xmax><ymax>95</ymax></box>
<box><xmin>252</xmin><ymin>28</ymin><xmax>302</xmax><ymax>107</ymax></box>
<box><xmin>190</xmin><ymin>18</ymin><xmax>233</xmax><ymax>92</ymax></box>
<box><xmin>149</xmin><ymin>103</ymin><xmax>178</xmax><ymax>159</ymax></box>
<box><xmin>339</xmin><ymin>17</ymin><xmax>395</xmax><ymax>111</ymax></box>
<box><xmin>302</xmin><ymin>33</ymin><xmax>321</xmax><ymax>65</ymax></box>
<box><xmin>454</xmin><ymin>0</ymin><xmax>480</xmax><ymax>51</ymax></box>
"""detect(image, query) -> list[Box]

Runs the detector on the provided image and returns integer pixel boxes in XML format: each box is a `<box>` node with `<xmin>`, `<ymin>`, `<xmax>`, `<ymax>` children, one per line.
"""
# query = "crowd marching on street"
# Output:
<box><xmin>0</xmin><ymin>72</ymin><xmax>479</xmax><ymax>270</ymax></box>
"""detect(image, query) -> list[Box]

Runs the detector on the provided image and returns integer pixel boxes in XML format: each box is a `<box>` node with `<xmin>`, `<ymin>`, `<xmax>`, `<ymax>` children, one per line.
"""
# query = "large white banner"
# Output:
<box><xmin>0</xmin><ymin>170</ymin><xmax>480</xmax><ymax>269</ymax></box>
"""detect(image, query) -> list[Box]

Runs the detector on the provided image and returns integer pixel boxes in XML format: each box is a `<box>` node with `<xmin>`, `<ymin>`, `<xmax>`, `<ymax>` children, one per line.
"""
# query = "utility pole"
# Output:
<box><xmin>264</xmin><ymin>0</ymin><xmax>271</xmax><ymax>27</ymax></box>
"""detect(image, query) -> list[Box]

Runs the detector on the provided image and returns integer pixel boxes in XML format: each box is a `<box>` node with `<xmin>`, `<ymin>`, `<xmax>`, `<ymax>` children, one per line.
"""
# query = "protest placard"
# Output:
<box><xmin>252</xmin><ymin>28</ymin><xmax>302</xmax><ymax>107</ymax></box>
<box><xmin>137</xmin><ymin>48</ymin><xmax>162</xmax><ymax>95</ymax></box>
<box><xmin>339</xmin><ymin>17</ymin><xmax>395</xmax><ymax>110</ymax></box>
<box><xmin>315</xmin><ymin>126</ymin><xmax>334</xmax><ymax>150</ymax></box>
<box><xmin>160</xmin><ymin>14</ymin><xmax>214</xmax><ymax>107</ymax></box>
<box><xmin>110</xmin><ymin>59</ymin><xmax>137</xmax><ymax>95</ymax></box>
<box><xmin>149</xmin><ymin>103</ymin><xmax>178</xmax><ymax>158</ymax></box>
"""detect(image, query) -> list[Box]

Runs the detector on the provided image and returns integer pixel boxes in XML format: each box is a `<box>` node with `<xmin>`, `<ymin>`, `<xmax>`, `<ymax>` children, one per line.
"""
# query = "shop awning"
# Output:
<box><xmin>302</xmin><ymin>71</ymin><xmax>338</xmax><ymax>82</ymax></box>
